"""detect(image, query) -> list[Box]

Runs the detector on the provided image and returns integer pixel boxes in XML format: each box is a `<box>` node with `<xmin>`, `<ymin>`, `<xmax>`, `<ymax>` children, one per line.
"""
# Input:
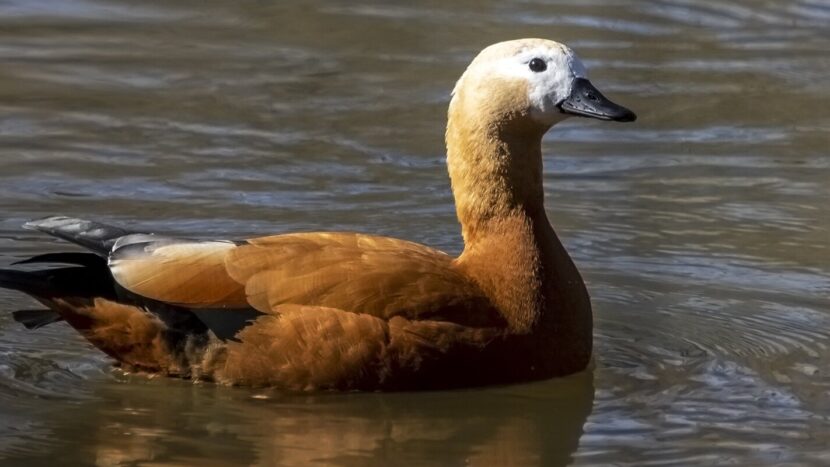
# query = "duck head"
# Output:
<box><xmin>446</xmin><ymin>39</ymin><xmax>636</xmax><ymax>243</ymax></box>
<box><xmin>450</xmin><ymin>38</ymin><xmax>636</xmax><ymax>133</ymax></box>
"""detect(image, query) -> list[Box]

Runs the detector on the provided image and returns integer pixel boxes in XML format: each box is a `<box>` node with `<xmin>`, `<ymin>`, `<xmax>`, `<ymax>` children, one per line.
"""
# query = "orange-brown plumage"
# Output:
<box><xmin>0</xmin><ymin>38</ymin><xmax>635</xmax><ymax>390</ymax></box>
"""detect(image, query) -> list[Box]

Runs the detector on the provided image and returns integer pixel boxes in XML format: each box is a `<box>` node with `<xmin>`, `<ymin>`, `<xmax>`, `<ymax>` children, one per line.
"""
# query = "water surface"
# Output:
<box><xmin>1</xmin><ymin>0</ymin><xmax>828</xmax><ymax>465</ymax></box>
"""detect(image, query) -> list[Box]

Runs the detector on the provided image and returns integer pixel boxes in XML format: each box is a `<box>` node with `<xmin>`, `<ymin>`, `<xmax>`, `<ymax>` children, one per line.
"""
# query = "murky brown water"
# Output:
<box><xmin>0</xmin><ymin>0</ymin><xmax>828</xmax><ymax>465</ymax></box>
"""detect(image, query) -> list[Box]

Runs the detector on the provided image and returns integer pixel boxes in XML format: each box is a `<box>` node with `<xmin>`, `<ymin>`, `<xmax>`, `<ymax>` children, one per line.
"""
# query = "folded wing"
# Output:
<box><xmin>109</xmin><ymin>232</ymin><xmax>505</xmax><ymax>338</ymax></box>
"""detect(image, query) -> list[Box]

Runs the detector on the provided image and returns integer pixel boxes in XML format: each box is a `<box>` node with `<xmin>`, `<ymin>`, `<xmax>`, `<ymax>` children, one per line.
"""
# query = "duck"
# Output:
<box><xmin>0</xmin><ymin>38</ymin><xmax>635</xmax><ymax>391</ymax></box>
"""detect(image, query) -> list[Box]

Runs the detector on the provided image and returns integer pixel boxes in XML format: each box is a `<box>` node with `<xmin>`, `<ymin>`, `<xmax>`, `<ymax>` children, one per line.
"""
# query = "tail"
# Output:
<box><xmin>11</xmin><ymin>309</ymin><xmax>63</xmax><ymax>329</ymax></box>
<box><xmin>23</xmin><ymin>216</ymin><xmax>137</xmax><ymax>255</ymax></box>
<box><xmin>1</xmin><ymin>216</ymin><xmax>222</xmax><ymax>377</ymax></box>
<box><xmin>0</xmin><ymin>255</ymin><xmax>216</xmax><ymax>376</ymax></box>
<box><xmin>0</xmin><ymin>259</ymin><xmax>113</xmax><ymax>330</ymax></box>
<box><xmin>0</xmin><ymin>268</ymin><xmax>53</xmax><ymax>295</ymax></box>
<box><xmin>0</xmin><ymin>269</ymin><xmax>62</xmax><ymax>328</ymax></box>
<box><xmin>2</xmin><ymin>215</ymin><xmax>137</xmax><ymax>330</ymax></box>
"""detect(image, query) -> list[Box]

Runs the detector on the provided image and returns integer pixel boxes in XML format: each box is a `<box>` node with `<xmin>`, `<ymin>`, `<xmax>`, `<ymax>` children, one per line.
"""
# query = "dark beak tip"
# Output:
<box><xmin>560</xmin><ymin>78</ymin><xmax>637</xmax><ymax>123</ymax></box>
<box><xmin>615</xmin><ymin>109</ymin><xmax>637</xmax><ymax>123</ymax></box>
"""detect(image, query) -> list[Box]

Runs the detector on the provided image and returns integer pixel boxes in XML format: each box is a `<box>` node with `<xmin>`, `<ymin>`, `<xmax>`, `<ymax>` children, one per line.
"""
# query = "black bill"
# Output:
<box><xmin>558</xmin><ymin>78</ymin><xmax>636</xmax><ymax>122</ymax></box>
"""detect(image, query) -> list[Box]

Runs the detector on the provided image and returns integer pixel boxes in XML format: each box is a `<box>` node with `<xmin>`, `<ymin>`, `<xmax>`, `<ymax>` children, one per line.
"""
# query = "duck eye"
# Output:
<box><xmin>528</xmin><ymin>58</ymin><xmax>547</xmax><ymax>72</ymax></box>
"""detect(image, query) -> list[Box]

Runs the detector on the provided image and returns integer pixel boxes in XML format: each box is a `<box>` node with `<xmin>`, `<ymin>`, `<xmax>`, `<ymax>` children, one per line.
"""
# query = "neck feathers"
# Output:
<box><xmin>446</xmin><ymin>91</ymin><xmax>551</xmax><ymax>332</ymax></box>
<box><xmin>446</xmin><ymin>93</ymin><xmax>547</xmax><ymax>245</ymax></box>
<box><xmin>446</xmin><ymin>88</ymin><xmax>591</xmax><ymax>345</ymax></box>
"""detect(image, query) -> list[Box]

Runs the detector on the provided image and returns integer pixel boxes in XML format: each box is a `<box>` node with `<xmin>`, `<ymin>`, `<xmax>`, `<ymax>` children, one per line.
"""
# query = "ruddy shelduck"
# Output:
<box><xmin>0</xmin><ymin>39</ymin><xmax>635</xmax><ymax>390</ymax></box>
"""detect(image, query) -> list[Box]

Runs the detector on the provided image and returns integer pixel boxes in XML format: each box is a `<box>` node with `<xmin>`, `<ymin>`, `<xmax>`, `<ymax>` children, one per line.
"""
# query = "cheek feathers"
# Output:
<box><xmin>455</xmin><ymin>76</ymin><xmax>533</xmax><ymax>121</ymax></box>
<box><xmin>526</xmin><ymin>69</ymin><xmax>574</xmax><ymax>123</ymax></box>
<box><xmin>482</xmin><ymin>78</ymin><xmax>535</xmax><ymax>120</ymax></box>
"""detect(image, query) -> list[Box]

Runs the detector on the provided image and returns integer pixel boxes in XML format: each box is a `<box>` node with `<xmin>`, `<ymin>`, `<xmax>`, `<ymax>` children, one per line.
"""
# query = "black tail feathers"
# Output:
<box><xmin>0</xmin><ymin>269</ymin><xmax>67</xmax><ymax>329</ymax></box>
<box><xmin>0</xmin><ymin>268</ymin><xmax>47</xmax><ymax>295</ymax></box>
<box><xmin>13</xmin><ymin>252</ymin><xmax>108</xmax><ymax>268</ymax></box>
<box><xmin>12</xmin><ymin>309</ymin><xmax>63</xmax><ymax>329</ymax></box>
<box><xmin>0</xmin><ymin>257</ymin><xmax>113</xmax><ymax>298</ymax></box>
<box><xmin>1</xmin><ymin>256</ymin><xmax>118</xmax><ymax>331</ymax></box>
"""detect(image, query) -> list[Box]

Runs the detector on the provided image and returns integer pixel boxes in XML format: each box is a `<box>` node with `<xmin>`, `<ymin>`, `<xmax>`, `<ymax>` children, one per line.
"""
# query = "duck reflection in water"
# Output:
<box><xmin>14</xmin><ymin>372</ymin><xmax>592</xmax><ymax>467</ymax></box>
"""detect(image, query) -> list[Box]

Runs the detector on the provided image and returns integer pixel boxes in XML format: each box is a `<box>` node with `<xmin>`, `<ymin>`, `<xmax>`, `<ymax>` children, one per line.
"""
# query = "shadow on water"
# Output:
<box><xmin>4</xmin><ymin>370</ymin><xmax>594</xmax><ymax>466</ymax></box>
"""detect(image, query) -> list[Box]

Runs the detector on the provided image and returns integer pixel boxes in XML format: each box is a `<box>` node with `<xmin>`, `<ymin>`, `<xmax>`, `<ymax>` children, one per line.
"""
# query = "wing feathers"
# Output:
<box><xmin>110</xmin><ymin>239</ymin><xmax>248</xmax><ymax>307</ymax></box>
<box><xmin>229</xmin><ymin>233</ymin><xmax>504</xmax><ymax>325</ymax></box>
<box><xmin>109</xmin><ymin>231</ymin><xmax>503</xmax><ymax>327</ymax></box>
<box><xmin>24</xmin><ymin>216</ymin><xmax>135</xmax><ymax>255</ymax></box>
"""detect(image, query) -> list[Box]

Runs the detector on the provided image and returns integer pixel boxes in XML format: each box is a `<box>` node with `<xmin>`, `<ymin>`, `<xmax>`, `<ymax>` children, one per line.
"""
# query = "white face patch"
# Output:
<box><xmin>485</xmin><ymin>44</ymin><xmax>588</xmax><ymax>125</ymax></box>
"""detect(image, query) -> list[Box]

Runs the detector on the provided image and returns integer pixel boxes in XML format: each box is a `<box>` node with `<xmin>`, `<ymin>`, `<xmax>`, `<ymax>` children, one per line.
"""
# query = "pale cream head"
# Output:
<box><xmin>452</xmin><ymin>39</ymin><xmax>586</xmax><ymax>127</ymax></box>
<box><xmin>450</xmin><ymin>38</ymin><xmax>635</xmax><ymax>129</ymax></box>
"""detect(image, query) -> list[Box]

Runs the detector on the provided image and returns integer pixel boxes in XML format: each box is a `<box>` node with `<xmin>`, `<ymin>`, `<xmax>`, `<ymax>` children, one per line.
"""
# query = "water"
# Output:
<box><xmin>0</xmin><ymin>0</ymin><xmax>828</xmax><ymax>465</ymax></box>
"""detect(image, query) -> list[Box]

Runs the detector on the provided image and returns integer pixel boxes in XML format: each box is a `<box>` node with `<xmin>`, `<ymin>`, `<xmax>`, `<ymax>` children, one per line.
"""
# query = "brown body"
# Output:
<box><xmin>0</xmin><ymin>39</ymin><xmax>636</xmax><ymax>390</ymax></box>
<box><xmin>97</xmin><ymin>226</ymin><xmax>590</xmax><ymax>389</ymax></box>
